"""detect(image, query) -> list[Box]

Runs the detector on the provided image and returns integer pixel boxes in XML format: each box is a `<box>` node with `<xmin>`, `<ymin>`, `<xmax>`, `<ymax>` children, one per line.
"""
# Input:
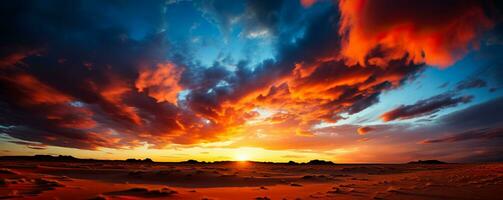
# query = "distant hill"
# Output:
<box><xmin>0</xmin><ymin>155</ymin><xmax>361</xmax><ymax>165</ymax></box>
<box><xmin>306</xmin><ymin>159</ymin><xmax>335</xmax><ymax>165</ymax></box>
<box><xmin>125</xmin><ymin>158</ymin><xmax>154</xmax><ymax>163</ymax></box>
<box><xmin>408</xmin><ymin>160</ymin><xmax>447</xmax><ymax>164</ymax></box>
<box><xmin>0</xmin><ymin>155</ymin><xmax>154</xmax><ymax>163</ymax></box>
<box><xmin>0</xmin><ymin>155</ymin><xmax>81</xmax><ymax>162</ymax></box>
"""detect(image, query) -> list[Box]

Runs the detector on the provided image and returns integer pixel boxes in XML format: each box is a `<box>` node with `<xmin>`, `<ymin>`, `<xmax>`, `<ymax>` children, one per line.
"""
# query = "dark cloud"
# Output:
<box><xmin>389</xmin><ymin>97</ymin><xmax>503</xmax><ymax>162</ymax></box>
<box><xmin>0</xmin><ymin>0</ymin><xmax>189</xmax><ymax>149</ymax></box>
<box><xmin>243</xmin><ymin>0</ymin><xmax>284</xmax><ymax>32</ymax></box>
<box><xmin>456</xmin><ymin>149</ymin><xmax>503</xmax><ymax>162</ymax></box>
<box><xmin>420</xmin><ymin>127</ymin><xmax>503</xmax><ymax>144</ymax></box>
<box><xmin>456</xmin><ymin>79</ymin><xmax>487</xmax><ymax>90</ymax></box>
<box><xmin>480</xmin><ymin>46</ymin><xmax>503</xmax><ymax>86</ymax></box>
<box><xmin>438</xmin><ymin>97</ymin><xmax>503</xmax><ymax>130</ymax></box>
<box><xmin>197</xmin><ymin>0</ymin><xmax>287</xmax><ymax>38</ymax></box>
<box><xmin>437</xmin><ymin>82</ymin><xmax>449</xmax><ymax>89</ymax></box>
<box><xmin>381</xmin><ymin>93</ymin><xmax>473</xmax><ymax>122</ymax></box>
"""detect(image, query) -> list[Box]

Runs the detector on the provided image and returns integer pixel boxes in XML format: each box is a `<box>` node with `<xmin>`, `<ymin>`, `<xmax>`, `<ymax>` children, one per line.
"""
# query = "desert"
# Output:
<box><xmin>1</xmin><ymin>156</ymin><xmax>502</xmax><ymax>200</ymax></box>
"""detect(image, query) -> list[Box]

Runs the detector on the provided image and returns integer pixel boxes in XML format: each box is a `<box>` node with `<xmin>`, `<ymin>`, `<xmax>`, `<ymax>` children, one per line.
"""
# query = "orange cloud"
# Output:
<box><xmin>46</xmin><ymin>106</ymin><xmax>96</xmax><ymax>129</ymax></box>
<box><xmin>0</xmin><ymin>49</ymin><xmax>40</xmax><ymax>69</ymax></box>
<box><xmin>338</xmin><ymin>0</ymin><xmax>494</xmax><ymax>67</ymax></box>
<box><xmin>301</xmin><ymin>0</ymin><xmax>317</xmax><ymax>8</ymax></box>
<box><xmin>247</xmin><ymin>58</ymin><xmax>420</xmax><ymax>136</ymax></box>
<box><xmin>99</xmin><ymin>77</ymin><xmax>142</xmax><ymax>125</ymax></box>
<box><xmin>1</xmin><ymin>74</ymin><xmax>71</xmax><ymax>105</ymax></box>
<box><xmin>357</xmin><ymin>126</ymin><xmax>374</xmax><ymax>135</ymax></box>
<box><xmin>1</xmin><ymin>74</ymin><xmax>96</xmax><ymax>130</ymax></box>
<box><xmin>136</xmin><ymin>63</ymin><xmax>184</xmax><ymax>105</ymax></box>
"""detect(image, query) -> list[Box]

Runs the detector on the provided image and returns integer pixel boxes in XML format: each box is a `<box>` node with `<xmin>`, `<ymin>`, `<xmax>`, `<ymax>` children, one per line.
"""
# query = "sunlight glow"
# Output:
<box><xmin>235</xmin><ymin>153</ymin><xmax>250</xmax><ymax>161</ymax></box>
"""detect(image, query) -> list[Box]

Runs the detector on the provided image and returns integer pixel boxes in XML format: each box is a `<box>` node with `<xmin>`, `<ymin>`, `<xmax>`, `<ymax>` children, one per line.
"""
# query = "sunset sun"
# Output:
<box><xmin>235</xmin><ymin>153</ymin><xmax>250</xmax><ymax>161</ymax></box>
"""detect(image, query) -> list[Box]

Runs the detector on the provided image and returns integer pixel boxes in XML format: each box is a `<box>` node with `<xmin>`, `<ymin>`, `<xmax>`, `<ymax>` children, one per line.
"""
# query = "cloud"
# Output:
<box><xmin>456</xmin><ymin>79</ymin><xmax>487</xmax><ymax>90</ymax></box>
<box><xmin>5</xmin><ymin>0</ymin><xmax>499</xmax><ymax>157</ymax></box>
<box><xmin>0</xmin><ymin>1</ymin><xmax>426</xmax><ymax>151</ymax></box>
<box><xmin>300</xmin><ymin>0</ymin><xmax>317</xmax><ymax>8</ymax></box>
<box><xmin>438</xmin><ymin>96</ymin><xmax>503</xmax><ymax>130</ymax></box>
<box><xmin>357</xmin><ymin>126</ymin><xmax>374</xmax><ymax>135</ymax></box>
<box><xmin>420</xmin><ymin>127</ymin><xmax>503</xmax><ymax>144</ymax></box>
<box><xmin>338</xmin><ymin>0</ymin><xmax>495</xmax><ymax>67</ymax></box>
<box><xmin>9</xmin><ymin>140</ymin><xmax>47</xmax><ymax>150</ymax></box>
<box><xmin>135</xmin><ymin>63</ymin><xmax>184</xmax><ymax>105</ymax></box>
<box><xmin>176</xmin><ymin>4</ymin><xmax>425</xmax><ymax>141</ymax></box>
<box><xmin>412</xmin><ymin>98</ymin><xmax>503</xmax><ymax>162</ymax></box>
<box><xmin>381</xmin><ymin>93</ymin><xmax>473</xmax><ymax>122</ymax></box>
<box><xmin>199</xmin><ymin>0</ymin><xmax>287</xmax><ymax>39</ymax></box>
<box><xmin>0</xmin><ymin>0</ymin><xmax>188</xmax><ymax>149</ymax></box>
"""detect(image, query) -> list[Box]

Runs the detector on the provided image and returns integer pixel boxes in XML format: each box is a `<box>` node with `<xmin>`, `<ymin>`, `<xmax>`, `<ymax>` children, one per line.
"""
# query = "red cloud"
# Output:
<box><xmin>301</xmin><ymin>0</ymin><xmax>317</xmax><ymax>8</ymax></box>
<box><xmin>1</xmin><ymin>74</ymin><xmax>72</xmax><ymax>105</ymax></box>
<box><xmin>357</xmin><ymin>126</ymin><xmax>374</xmax><ymax>135</ymax></box>
<box><xmin>135</xmin><ymin>63</ymin><xmax>184</xmax><ymax>105</ymax></box>
<box><xmin>338</xmin><ymin>0</ymin><xmax>494</xmax><ymax>67</ymax></box>
<box><xmin>98</xmin><ymin>77</ymin><xmax>142</xmax><ymax>126</ymax></box>
<box><xmin>0</xmin><ymin>49</ymin><xmax>40</xmax><ymax>69</ymax></box>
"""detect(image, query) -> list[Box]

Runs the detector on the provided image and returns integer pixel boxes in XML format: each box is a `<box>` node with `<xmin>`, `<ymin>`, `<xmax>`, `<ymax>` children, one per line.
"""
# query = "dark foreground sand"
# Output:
<box><xmin>0</xmin><ymin>161</ymin><xmax>502</xmax><ymax>200</ymax></box>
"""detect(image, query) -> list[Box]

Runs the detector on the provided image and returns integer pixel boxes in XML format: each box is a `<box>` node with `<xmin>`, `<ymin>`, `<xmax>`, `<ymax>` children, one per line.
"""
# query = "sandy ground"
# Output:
<box><xmin>0</xmin><ymin>161</ymin><xmax>502</xmax><ymax>200</ymax></box>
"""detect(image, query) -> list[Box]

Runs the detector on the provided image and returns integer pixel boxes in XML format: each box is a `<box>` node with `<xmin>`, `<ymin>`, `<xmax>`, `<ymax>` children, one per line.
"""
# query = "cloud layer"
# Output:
<box><xmin>381</xmin><ymin>93</ymin><xmax>473</xmax><ymax>122</ymax></box>
<box><xmin>338</xmin><ymin>0</ymin><xmax>495</xmax><ymax>67</ymax></box>
<box><xmin>0</xmin><ymin>0</ymin><xmax>501</xmax><ymax>163</ymax></box>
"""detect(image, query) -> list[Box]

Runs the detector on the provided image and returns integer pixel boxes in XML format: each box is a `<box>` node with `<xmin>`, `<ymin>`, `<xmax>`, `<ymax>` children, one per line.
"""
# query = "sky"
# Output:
<box><xmin>0</xmin><ymin>0</ymin><xmax>502</xmax><ymax>163</ymax></box>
